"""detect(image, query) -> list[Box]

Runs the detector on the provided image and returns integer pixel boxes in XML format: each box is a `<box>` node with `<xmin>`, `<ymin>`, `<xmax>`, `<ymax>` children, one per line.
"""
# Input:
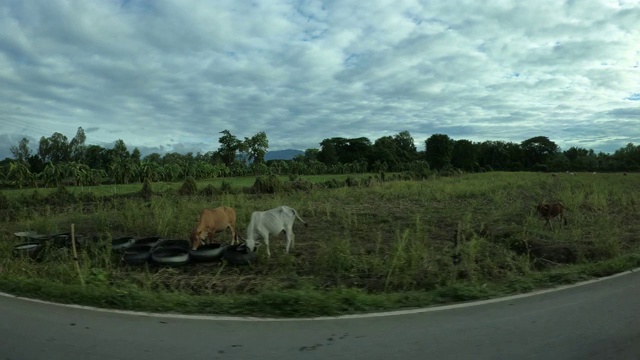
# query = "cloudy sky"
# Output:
<box><xmin>1</xmin><ymin>0</ymin><xmax>639</xmax><ymax>160</ymax></box>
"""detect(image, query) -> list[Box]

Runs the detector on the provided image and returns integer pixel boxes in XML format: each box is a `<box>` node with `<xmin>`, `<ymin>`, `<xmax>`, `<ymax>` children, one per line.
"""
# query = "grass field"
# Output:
<box><xmin>1</xmin><ymin>171</ymin><xmax>639</xmax><ymax>317</ymax></box>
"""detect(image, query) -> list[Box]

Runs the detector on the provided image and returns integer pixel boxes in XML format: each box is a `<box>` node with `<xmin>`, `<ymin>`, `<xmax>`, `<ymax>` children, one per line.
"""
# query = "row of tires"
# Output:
<box><xmin>13</xmin><ymin>231</ymin><xmax>84</xmax><ymax>261</ymax></box>
<box><xmin>12</xmin><ymin>232</ymin><xmax>257</xmax><ymax>266</ymax></box>
<box><xmin>113</xmin><ymin>236</ymin><xmax>257</xmax><ymax>266</ymax></box>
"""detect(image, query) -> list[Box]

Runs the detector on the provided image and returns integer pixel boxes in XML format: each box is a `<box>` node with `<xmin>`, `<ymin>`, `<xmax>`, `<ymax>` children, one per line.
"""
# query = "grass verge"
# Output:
<box><xmin>1</xmin><ymin>254</ymin><xmax>638</xmax><ymax>318</ymax></box>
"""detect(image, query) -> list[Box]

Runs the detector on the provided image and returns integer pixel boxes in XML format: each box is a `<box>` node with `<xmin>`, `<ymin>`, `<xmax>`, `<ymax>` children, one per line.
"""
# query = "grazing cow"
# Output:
<box><xmin>535</xmin><ymin>201</ymin><xmax>568</xmax><ymax>228</ymax></box>
<box><xmin>190</xmin><ymin>206</ymin><xmax>238</xmax><ymax>250</ymax></box>
<box><xmin>240</xmin><ymin>205</ymin><xmax>307</xmax><ymax>257</ymax></box>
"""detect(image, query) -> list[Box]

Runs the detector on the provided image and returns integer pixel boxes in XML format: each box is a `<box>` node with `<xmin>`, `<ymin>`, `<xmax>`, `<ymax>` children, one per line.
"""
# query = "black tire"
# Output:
<box><xmin>112</xmin><ymin>236</ymin><xmax>135</xmax><ymax>251</ymax></box>
<box><xmin>51</xmin><ymin>232</ymin><xmax>73</xmax><ymax>248</ymax></box>
<box><xmin>190</xmin><ymin>243</ymin><xmax>228</xmax><ymax>262</ymax></box>
<box><xmin>132</xmin><ymin>236</ymin><xmax>161</xmax><ymax>247</ymax></box>
<box><xmin>13</xmin><ymin>242</ymin><xmax>44</xmax><ymax>261</ymax></box>
<box><xmin>122</xmin><ymin>244</ymin><xmax>153</xmax><ymax>265</ymax></box>
<box><xmin>151</xmin><ymin>246</ymin><xmax>190</xmax><ymax>266</ymax></box>
<box><xmin>154</xmin><ymin>239</ymin><xmax>190</xmax><ymax>250</ymax></box>
<box><xmin>28</xmin><ymin>234</ymin><xmax>52</xmax><ymax>243</ymax></box>
<box><xmin>222</xmin><ymin>244</ymin><xmax>258</xmax><ymax>265</ymax></box>
<box><xmin>14</xmin><ymin>231</ymin><xmax>37</xmax><ymax>239</ymax></box>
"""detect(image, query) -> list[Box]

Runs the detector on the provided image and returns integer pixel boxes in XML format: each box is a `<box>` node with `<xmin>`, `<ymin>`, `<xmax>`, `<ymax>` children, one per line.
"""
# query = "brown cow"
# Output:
<box><xmin>190</xmin><ymin>206</ymin><xmax>238</xmax><ymax>250</ymax></box>
<box><xmin>535</xmin><ymin>201</ymin><xmax>568</xmax><ymax>228</ymax></box>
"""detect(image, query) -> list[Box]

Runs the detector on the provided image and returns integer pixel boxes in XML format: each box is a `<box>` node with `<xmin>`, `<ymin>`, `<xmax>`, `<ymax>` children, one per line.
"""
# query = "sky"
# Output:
<box><xmin>1</xmin><ymin>0</ymin><xmax>639</xmax><ymax>160</ymax></box>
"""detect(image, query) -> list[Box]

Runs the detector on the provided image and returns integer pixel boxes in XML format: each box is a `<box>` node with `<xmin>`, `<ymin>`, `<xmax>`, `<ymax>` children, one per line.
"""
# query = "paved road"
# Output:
<box><xmin>1</xmin><ymin>270</ymin><xmax>639</xmax><ymax>360</ymax></box>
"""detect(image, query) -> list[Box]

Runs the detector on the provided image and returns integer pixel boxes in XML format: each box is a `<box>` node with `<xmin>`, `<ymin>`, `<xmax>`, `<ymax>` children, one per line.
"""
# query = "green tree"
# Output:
<box><xmin>372</xmin><ymin>136</ymin><xmax>398</xmax><ymax>170</ymax></box>
<box><xmin>38</xmin><ymin>132</ymin><xmax>71</xmax><ymax>163</ymax></box>
<box><xmin>301</xmin><ymin>148</ymin><xmax>319</xmax><ymax>163</ymax></box>
<box><xmin>520</xmin><ymin>136</ymin><xmax>558</xmax><ymax>169</ymax></box>
<box><xmin>131</xmin><ymin>147</ymin><xmax>142</xmax><ymax>163</ymax></box>
<box><xmin>393</xmin><ymin>130</ymin><xmax>418</xmax><ymax>163</ymax></box>
<box><xmin>317</xmin><ymin>139</ymin><xmax>339</xmax><ymax>165</ymax></box>
<box><xmin>84</xmin><ymin>145</ymin><xmax>109</xmax><ymax>170</ymax></box>
<box><xmin>243</xmin><ymin>131</ymin><xmax>269</xmax><ymax>164</ymax></box>
<box><xmin>69</xmin><ymin>127</ymin><xmax>87</xmax><ymax>163</ymax></box>
<box><xmin>425</xmin><ymin>134</ymin><xmax>455</xmax><ymax>170</ymax></box>
<box><xmin>112</xmin><ymin>139</ymin><xmax>130</xmax><ymax>160</ymax></box>
<box><xmin>218</xmin><ymin>130</ymin><xmax>243</xmax><ymax>167</ymax></box>
<box><xmin>451</xmin><ymin>139</ymin><xmax>477</xmax><ymax>171</ymax></box>
<box><xmin>143</xmin><ymin>152</ymin><xmax>162</xmax><ymax>164</ymax></box>
<box><xmin>41</xmin><ymin>162</ymin><xmax>61</xmax><ymax>187</ymax></box>
<box><xmin>10</xmin><ymin>137</ymin><xmax>32</xmax><ymax>164</ymax></box>
<box><xmin>140</xmin><ymin>160</ymin><xmax>162</xmax><ymax>182</ymax></box>
<box><xmin>7</xmin><ymin>161</ymin><xmax>32</xmax><ymax>189</ymax></box>
<box><xmin>342</xmin><ymin>137</ymin><xmax>372</xmax><ymax>164</ymax></box>
<box><xmin>613</xmin><ymin>143</ymin><xmax>640</xmax><ymax>171</ymax></box>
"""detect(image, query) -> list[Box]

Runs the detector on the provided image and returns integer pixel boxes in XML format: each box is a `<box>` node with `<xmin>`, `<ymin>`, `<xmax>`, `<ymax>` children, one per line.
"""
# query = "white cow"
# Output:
<box><xmin>240</xmin><ymin>205</ymin><xmax>307</xmax><ymax>257</ymax></box>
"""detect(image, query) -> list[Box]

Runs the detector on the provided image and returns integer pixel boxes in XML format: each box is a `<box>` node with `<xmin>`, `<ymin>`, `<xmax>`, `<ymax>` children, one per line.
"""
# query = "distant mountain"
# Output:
<box><xmin>265</xmin><ymin>149</ymin><xmax>304</xmax><ymax>161</ymax></box>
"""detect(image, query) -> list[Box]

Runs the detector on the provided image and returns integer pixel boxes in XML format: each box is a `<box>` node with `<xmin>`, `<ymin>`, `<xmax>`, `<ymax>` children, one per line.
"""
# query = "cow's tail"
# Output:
<box><xmin>292</xmin><ymin>208</ymin><xmax>308</xmax><ymax>227</ymax></box>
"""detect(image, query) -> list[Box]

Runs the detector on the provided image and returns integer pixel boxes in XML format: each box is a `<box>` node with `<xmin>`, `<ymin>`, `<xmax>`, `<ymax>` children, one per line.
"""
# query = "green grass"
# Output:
<box><xmin>1</xmin><ymin>171</ymin><xmax>639</xmax><ymax>317</ymax></box>
<box><xmin>0</xmin><ymin>173</ymin><xmax>382</xmax><ymax>200</ymax></box>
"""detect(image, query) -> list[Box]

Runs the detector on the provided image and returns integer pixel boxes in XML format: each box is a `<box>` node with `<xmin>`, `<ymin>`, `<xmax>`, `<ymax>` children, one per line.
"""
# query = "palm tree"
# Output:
<box><xmin>162</xmin><ymin>163</ymin><xmax>181</xmax><ymax>182</ymax></box>
<box><xmin>110</xmin><ymin>157</ymin><xmax>138</xmax><ymax>184</ymax></box>
<box><xmin>140</xmin><ymin>161</ymin><xmax>161</xmax><ymax>182</ymax></box>
<box><xmin>41</xmin><ymin>162</ymin><xmax>61</xmax><ymax>188</ymax></box>
<box><xmin>90</xmin><ymin>169</ymin><xmax>107</xmax><ymax>185</ymax></box>
<box><xmin>7</xmin><ymin>162</ymin><xmax>32</xmax><ymax>189</ymax></box>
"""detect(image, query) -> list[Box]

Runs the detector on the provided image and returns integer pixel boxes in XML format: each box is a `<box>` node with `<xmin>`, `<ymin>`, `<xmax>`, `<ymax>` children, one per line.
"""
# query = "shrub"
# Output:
<box><xmin>31</xmin><ymin>189</ymin><xmax>44</xmax><ymax>204</ymax></box>
<box><xmin>139</xmin><ymin>179</ymin><xmax>153</xmax><ymax>200</ymax></box>
<box><xmin>284</xmin><ymin>179</ymin><xmax>315</xmax><ymax>192</ymax></box>
<box><xmin>0</xmin><ymin>192</ymin><xmax>12</xmax><ymax>209</ymax></box>
<box><xmin>178</xmin><ymin>177</ymin><xmax>198</xmax><ymax>196</ymax></box>
<box><xmin>200</xmin><ymin>184</ymin><xmax>217</xmax><ymax>196</ymax></box>
<box><xmin>77</xmin><ymin>191</ymin><xmax>99</xmax><ymax>203</ymax></box>
<box><xmin>45</xmin><ymin>185</ymin><xmax>76</xmax><ymax>206</ymax></box>
<box><xmin>321</xmin><ymin>179</ymin><xmax>343</xmax><ymax>189</ymax></box>
<box><xmin>345</xmin><ymin>176</ymin><xmax>360</xmax><ymax>187</ymax></box>
<box><xmin>251</xmin><ymin>175</ymin><xmax>283</xmax><ymax>194</ymax></box>
<box><xmin>220</xmin><ymin>181</ymin><xmax>233</xmax><ymax>194</ymax></box>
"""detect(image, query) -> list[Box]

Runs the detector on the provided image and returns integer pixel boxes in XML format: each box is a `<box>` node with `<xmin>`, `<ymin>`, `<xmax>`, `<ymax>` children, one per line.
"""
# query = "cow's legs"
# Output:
<box><xmin>261</xmin><ymin>232</ymin><xmax>271</xmax><ymax>258</ymax></box>
<box><xmin>229</xmin><ymin>225</ymin><xmax>237</xmax><ymax>245</ymax></box>
<box><xmin>285</xmin><ymin>226</ymin><xmax>295</xmax><ymax>253</ymax></box>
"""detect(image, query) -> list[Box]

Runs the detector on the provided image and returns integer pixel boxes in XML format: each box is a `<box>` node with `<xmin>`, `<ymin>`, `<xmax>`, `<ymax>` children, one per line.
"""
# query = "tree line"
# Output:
<box><xmin>2</xmin><ymin>127</ymin><xmax>639</xmax><ymax>189</ymax></box>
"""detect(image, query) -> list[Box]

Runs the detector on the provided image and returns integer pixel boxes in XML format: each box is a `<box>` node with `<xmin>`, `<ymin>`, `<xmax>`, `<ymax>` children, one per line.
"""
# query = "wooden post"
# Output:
<box><xmin>71</xmin><ymin>224</ymin><xmax>85</xmax><ymax>287</ymax></box>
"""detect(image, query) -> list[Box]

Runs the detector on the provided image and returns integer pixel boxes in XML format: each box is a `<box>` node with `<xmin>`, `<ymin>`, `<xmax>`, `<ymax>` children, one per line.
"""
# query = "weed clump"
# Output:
<box><xmin>77</xmin><ymin>191</ymin><xmax>99</xmax><ymax>203</ymax></box>
<box><xmin>345</xmin><ymin>177</ymin><xmax>360</xmax><ymax>187</ymax></box>
<box><xmin>139</xmin><ymin>179</ymin><xmax>153</xmax><ymax>201</ymax></box>
<box><xmin>252</xmin><ymin>175</ymin><xmax>282</xmax><ymax>194</ymax></box>
<box><xmin>284</xmin><ymin>178</ymin><xmax>314</xmax><ymax>192</ymax></box>
<box><xmin>178</xmin><ymin>176</ymin><xmax>198</xmax><ymax>196</ymax></box>
<box><xmin>0</xmin><ymin>192</ymin><xmax>12</xmax><ymax>209</ymax></box>
<box><xmin>45</xmin><ymin>185</ymin><xmax>76</xmax><ymax>206</ymax></box>
<box><xmin>220</xmin><ymin>181</ymin><xmax>233</xmax><ymax>194</ymax></box>
<box><xmin>200</xmin><ymin>184</ymin><xmax>217</xmax><ymax>196</ymax></box>
<box><xmin>320</xmin><ymin>179</ymin><xmax>343</xmax><ymax>189</ymax></box>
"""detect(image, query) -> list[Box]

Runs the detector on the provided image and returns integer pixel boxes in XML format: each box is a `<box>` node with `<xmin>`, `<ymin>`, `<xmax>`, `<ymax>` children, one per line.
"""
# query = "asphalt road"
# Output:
<box><xmin>1</xmin><ymin>270</ymin><xmax>639</xmax><ymax>360</ymax></box>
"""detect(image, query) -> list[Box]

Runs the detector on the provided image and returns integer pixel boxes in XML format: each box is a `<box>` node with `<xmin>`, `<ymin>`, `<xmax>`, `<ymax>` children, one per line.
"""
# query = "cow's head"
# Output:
<box><xmin>535</xmin><ymin>203</ymin><xmax>549</xmax><ymax>215</ymax></box>
<box><xmin>190</xmin><ymin>228</ymin><xmax>207</xmax><ymax>250</ymax></box>
<box><xmin>237</xmin><ymin>233</ymin><xmax>260</xmax><ymax>252</ymax></box>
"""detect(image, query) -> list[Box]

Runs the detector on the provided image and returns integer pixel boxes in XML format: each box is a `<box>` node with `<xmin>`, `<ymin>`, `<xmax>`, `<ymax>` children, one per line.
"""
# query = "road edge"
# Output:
<box><xmin>1</xmin><ymin>266</ymin><xmax>637</xmax><ymax>322</ymax></box>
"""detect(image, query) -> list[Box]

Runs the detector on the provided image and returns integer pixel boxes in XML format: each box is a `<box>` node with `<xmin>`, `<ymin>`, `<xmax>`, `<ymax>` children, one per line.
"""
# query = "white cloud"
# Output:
<box><xmin>1</xmin><ymin>0</ymin><xmax>639</xmax><ymax>161</ymax></box>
